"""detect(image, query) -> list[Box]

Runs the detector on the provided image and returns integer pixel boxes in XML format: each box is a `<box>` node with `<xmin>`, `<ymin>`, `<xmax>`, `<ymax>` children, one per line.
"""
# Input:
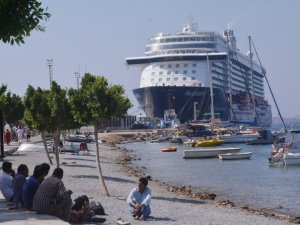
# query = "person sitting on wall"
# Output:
<box><xmin>127</xmin><ymin>177</ymin><xmax>152</xmax><ymax>221</ymax></box>
<box><xmin>22</xmin><ymin>165</ymin><xmax>46</xmax><ymax>210</ymax></box>
<box><xmin>0</xmin><ymin>161</ymin><xmax>15</xmax><ymax>201</ymax></box>
<box><xmin>12</xmin><ymin>164</ymin><xmax>29</xmax><ymax>208</ymax></box>
<box><xmin>33</xmin><ymin>168</ymin><xmax>72</xmax><ymax>221</ymax></box>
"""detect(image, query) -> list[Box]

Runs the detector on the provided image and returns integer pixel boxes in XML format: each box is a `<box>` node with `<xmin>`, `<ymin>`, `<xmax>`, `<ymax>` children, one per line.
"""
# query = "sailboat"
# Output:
<box><xmin>269</xmin><ymin>123</ymin><xmax>300</xmax><ymax>166</ymax></box>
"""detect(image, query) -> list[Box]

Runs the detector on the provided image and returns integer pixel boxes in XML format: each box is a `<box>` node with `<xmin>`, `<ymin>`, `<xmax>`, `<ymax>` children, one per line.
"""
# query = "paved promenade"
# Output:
<box><xmin>2</xmin><ymin>135</ymin><xmax>42</xmax><ymax>155</ymax></box>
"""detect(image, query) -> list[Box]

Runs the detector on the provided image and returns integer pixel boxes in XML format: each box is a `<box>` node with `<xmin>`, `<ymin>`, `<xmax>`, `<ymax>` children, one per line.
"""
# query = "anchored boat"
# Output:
<box><xmin>162</xmin><ymin>146</ymin><xmax>177</xmax><ymax>152</ymax></box>
<box><xmin>218</xmin><ymin>152</ymin><xmax>252</xmax><ymax>160</ymax></box>
<box><xmin>183</xmin><ymin>147</ymin><xmax>241</xmax><ymax>159</ymax></box>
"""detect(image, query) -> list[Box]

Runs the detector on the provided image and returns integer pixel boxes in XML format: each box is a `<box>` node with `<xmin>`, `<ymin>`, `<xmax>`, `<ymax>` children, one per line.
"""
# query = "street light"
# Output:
<box><xmin>75</xmin><ymin>72</ymin><xmax>81</xmax><ymax>89</ymax></box>
<box><xmin>47</xmin><ymin>59</ymin><xmax>53</xmax><ymax>88</ymax></box>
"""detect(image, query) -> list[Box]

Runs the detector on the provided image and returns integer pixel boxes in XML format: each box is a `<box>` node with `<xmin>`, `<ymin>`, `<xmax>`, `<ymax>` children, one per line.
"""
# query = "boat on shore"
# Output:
<box><xmin>219</xmin><ymin>152</ymin><xmax>252</xmax><ymax>160</ymax></box>
<box><xmin>183</xmin><ymin>147</ymin><xmax>241</xmax><ymax>158</ymax></box>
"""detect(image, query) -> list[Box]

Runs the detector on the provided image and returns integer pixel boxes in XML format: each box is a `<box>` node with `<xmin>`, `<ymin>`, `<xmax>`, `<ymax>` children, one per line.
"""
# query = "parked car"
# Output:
<box><xmin>65</xmin><ymin>135</ymin><xmax>94</xmax><ymax>143</ymax></box>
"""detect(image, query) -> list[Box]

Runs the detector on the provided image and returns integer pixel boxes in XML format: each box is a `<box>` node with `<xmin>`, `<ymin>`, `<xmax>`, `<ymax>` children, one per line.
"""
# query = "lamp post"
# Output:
<box><xmin>47</xmin><ymin>59</ymin><xmax>53</xmax><ymax>88</ymax></box>
<box><xmin>75</xmin><ymin>72</ymin><xmax>81</xmax><ymax>89</ymax></box>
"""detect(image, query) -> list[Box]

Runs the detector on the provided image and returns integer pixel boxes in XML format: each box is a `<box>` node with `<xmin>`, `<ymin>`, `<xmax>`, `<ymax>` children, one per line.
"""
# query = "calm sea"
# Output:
<box><xmin>120</xmin><ymin>126</ymin><xmax>300</xmax><ymax>216</ymax></box>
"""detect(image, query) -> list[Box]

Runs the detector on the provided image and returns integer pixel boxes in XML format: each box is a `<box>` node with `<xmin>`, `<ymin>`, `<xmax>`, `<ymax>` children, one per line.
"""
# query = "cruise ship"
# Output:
<box><xmin>125</xmin><ymin>20</ymin><xmax>272</xmax><ymax>126</ymax></box>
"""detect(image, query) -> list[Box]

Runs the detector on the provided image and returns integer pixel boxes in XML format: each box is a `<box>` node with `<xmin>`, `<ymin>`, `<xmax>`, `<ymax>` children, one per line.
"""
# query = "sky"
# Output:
<box><xmin>1</xmin><ymin>0</ymin><xmax>300</xmax><ymax>118</ymax></box>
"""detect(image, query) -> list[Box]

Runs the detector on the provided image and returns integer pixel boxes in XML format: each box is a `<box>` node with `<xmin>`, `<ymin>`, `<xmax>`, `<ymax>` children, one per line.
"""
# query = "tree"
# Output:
<box><xmin>0</xmin><ymin>0</ymin><xmax>50</xmax><ymax>45</ymax></box>
<box><xmin>24</xmin><ymin>82</ymin><xmax>79</xmax><ymax>167</ymax></box>
<box><xmin>69</xmin><ymin>73</ymin><xmax>131</xmax><ymax>196</ymax></box>
<box><xmin>23</xmin><ymin>85</ymin><xmax>53</xmax><ymax>165</ymax></box>
<box><xmin>0</xmin><ymin>84</ymin><xmax>24</xmax><ymax>124</ymax></box>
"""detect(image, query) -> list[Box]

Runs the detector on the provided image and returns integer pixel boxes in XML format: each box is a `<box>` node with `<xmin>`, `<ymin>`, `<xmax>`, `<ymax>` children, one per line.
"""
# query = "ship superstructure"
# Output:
<box><xmin>126</xmin><ymin>19</ymin><xmax>272</xmax><ymax>126</ymax></box>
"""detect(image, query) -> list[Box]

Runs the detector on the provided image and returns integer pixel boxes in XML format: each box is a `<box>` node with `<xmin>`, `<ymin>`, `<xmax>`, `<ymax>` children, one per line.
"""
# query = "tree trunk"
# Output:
<box><xmin>41</xmin><ymin>131</ymin><xmax>53</xmax><ymax>165</ymax></box>
<box><xmin>53</xmin><ymin>130</ymin><xmax>60</xmax><ymax>168</ymax></box>
<box><xmin>94</xmin><ymin>125</ymin><xmax>109</xmax><ymax>196</ymax></box>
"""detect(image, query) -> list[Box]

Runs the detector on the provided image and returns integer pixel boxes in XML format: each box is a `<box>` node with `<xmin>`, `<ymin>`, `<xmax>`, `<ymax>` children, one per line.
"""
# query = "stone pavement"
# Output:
<box><xmin>2</xmin><ymin>135</ymin><xmax>42</xmax><ymax>156</ymax></box>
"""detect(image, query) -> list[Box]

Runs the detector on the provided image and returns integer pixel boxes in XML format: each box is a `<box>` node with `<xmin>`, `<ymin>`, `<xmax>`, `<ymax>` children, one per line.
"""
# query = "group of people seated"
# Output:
<box><xmin>0</xmin><ymin>161</ymin><xmax>73</xmax><ymax>220</ymax></box>
<box><xmin>0</xmin><ymin>160</ymin><xmax>152</xmax><ymax>223</ymax></box>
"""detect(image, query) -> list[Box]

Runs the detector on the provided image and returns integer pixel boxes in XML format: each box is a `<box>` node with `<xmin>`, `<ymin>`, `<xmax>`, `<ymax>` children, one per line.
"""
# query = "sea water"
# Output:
<box><xmin>121</xmin><ymin>137</ymin><xmax>300</xmax><ymax>216</ymax></box>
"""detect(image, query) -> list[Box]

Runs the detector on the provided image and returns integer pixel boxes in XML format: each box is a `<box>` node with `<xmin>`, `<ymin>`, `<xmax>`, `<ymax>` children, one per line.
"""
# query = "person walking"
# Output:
<box><xmin>5</xmin><ymin>129</ymin><xmax>11</xmax><ymax>145</ymax></box>
<box><xmin>17</xmin><ymin>127</ymin><xmax>23</xmax><ymax>145</ymax></box>
<box><xmin>26</xmin><ymin>128</ymin><xmax>31</xmax><ymax>142</ymax></box>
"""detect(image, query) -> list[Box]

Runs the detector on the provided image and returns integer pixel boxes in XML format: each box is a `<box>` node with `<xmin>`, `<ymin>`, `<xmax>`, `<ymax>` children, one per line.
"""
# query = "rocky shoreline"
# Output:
<box><xmin>104</xmin><ymin>132</ymin><xmax>300</xmax><ymax>224</ymax></box>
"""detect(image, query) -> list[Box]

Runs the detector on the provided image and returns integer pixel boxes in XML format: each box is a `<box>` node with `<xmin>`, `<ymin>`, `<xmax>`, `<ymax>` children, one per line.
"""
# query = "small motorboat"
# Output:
<box><xmin>192</xmin><ymin>139</ymin><xmax>224</xmax><ymax>147</ymax></box>
<box><xmin>218</xmin><ymin>152</ymin><xmax>252</xmax><ymax>160</ymax></box>
<box><xmin>162</xmin><ymin>146</ymin><xmax>177</xmax><ymax>152</ymax></box>
<box><xmin>183</xmin><ymin>147</ymin><xmax>241</xmax><ymax>158</ymax></box>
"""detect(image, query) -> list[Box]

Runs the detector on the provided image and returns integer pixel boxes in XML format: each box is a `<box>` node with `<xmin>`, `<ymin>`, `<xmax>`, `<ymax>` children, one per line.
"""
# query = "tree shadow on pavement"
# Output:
<box><xmin>148</xmin><ymin>216</ymin><xmax>175</xmax><ymax>222</ymax></box>
<box><xmin>103</xmin><ymin>176</ymin><xmax>135</xmax><ymax>184</ymax></box>
<box><xmin>62</xmin><ymin>157</ymin><xmax>95</xmax><ymax>162</ymax></box>
<box><xmin>72</xmin><ymin>175</ymin><xmax>98</xmax><ymax>179</ymax></box>
<box><xmin>63</xmin><ymin>164</ymin><xmax>96</xmax><ymax>169</ymax></box>
<box><xmin>70</xmin><ymin>175</ymin><xmax>135</xmax><ymax>184</ymax></box>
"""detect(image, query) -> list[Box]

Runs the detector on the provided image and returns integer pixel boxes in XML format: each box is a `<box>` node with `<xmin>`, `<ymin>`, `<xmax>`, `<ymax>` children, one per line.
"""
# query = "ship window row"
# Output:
<box><xmin>156</xmin><ymin>63</ymin><xmax>197</xmax><ymax>69</ymax></box>
<box><xmin>150</xmin><ymin>36</ymin><xmax>216</xmax><ymax>44</ymax></box>
<box><xmin>151</xmin><ymin>70</ymin><xmax>197</xmax><ymax>75</ymax></box>
<box><xmin>151</xmin><ymin>43</ymin><xmax>216</xmax><ymax>51</ymax></box>
<box><xmin>150</xmin><ymin>77</ymin><xmax>196</xmax><ymax>82</ymax></box>
<box><xmin>145</xmin><ymin>49</ymin><xmax>213</xmax><ymax>55</ymax></box>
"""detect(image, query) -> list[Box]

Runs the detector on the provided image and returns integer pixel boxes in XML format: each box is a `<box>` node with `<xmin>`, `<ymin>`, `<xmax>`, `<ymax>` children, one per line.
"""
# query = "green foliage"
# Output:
<box><xmin>24</xmin><ymin>82</ymin><xmax>79</xmax><ymax>132</ymax></box>
<box><xmin>0</xmin><ymin>0</ymin><xmax>50</xmax><ymax>45</ymax></box>
<box><xmin>0</xmin><ymin>84</ymin><xmax>24</xmax><ymax>125</ymax></box>
<box><xmin>69</xmin><ymin>73</ymin><xmax>132</xmax><ymax>128</ymax></box>
<box><xmin>23</xmin><ymin>85</ymin><xmax>51</xmax><ymax>130</ymax></box>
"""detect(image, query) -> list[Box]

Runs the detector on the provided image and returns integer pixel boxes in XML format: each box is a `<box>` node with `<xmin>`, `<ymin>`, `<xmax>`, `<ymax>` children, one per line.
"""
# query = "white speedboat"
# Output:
<box><xmin>283</xmin><ymin>153</ymin><xmax>300</xmax><ymax>165</ymax></box>
<box><xmin>219</xmin><ymin>133</ymin><xmax>259</xmax><ymax>143</ymax></box>
<box><xmin>183</xmin><ymin>147</ymin><xmax>241</xmax><ymax>159</ymax></box>
<box><xmin>218</xmin><ymin>152</ymin><xmax>252</xmax><ymax>160</ymax></box>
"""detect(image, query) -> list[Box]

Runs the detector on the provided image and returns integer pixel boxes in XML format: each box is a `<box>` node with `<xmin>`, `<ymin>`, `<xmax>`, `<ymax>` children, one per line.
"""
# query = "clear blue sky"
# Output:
<box><xmin>1</xmin><ymin>0</ymin><xmax>299</xmax><ymax>118</ymax></box>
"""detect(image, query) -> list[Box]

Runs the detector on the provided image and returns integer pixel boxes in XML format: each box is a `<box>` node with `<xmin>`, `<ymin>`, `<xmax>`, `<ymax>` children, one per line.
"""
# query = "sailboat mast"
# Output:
<box><xmin>226</xmin><ymin>30</ymin><xmax>233</xmax><ymax>121</ymax></box>
<box><xmin>248</xmin><ymin>36</ymin><xmax>257</xmax><ymax>125</ymax></box>
<box><xmin>250</xmin><ymin>38</ymin><xmax>287</xmax><ymax>131</ymax></box>
<box><xmin>207</xmin><ymin>53</ymin><xmax>215</xmax><ymax>122</ymax></box>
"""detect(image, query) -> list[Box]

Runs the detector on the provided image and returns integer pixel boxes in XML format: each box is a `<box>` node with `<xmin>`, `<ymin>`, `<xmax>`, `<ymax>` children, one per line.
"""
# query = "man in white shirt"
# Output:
<box><xmin>0</xmin><ymin>161</ymin><xmax>15</xmax><ymax>201</ymax></box>
<box><xmin>17</xmin><ymin>127</ymin><xmax>23</xmax><ymax>145</ymax></box>
<box><xmin>127</xmin><ymin>177</ymin><xmax>151</xmax><ymax>221</ymax></box>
